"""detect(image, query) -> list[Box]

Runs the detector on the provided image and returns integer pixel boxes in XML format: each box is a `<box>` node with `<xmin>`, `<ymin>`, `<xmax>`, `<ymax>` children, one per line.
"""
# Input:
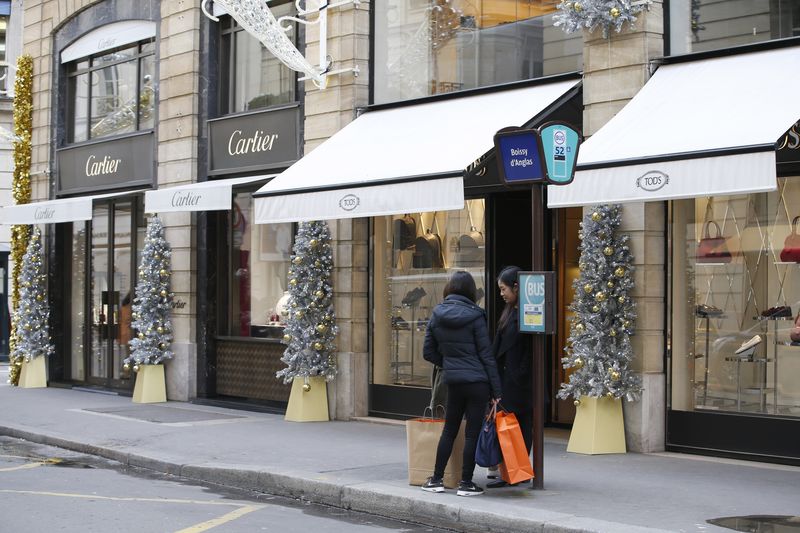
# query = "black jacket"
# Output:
<box><xmin>493</xmin><ymin>311</ymin><xmax>533</xmax><ymax>413</ymax></box>
<box><xmin>423</xmin><ymin>294</ymin><xmax>502</xmax><ymax>398</ymax></box>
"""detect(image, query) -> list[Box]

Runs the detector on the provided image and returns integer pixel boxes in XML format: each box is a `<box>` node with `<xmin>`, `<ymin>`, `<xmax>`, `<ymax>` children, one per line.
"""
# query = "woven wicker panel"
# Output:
<box><xmin>216</xmin><ymin>340</ymin><xmax>290</xmax><ymax>402</ymax></box>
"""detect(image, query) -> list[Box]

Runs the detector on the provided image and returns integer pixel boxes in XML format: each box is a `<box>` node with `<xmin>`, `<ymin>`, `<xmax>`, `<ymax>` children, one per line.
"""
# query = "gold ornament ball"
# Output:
<box><xmin>599</xmin><ymin>231</ymin><xmax>606</xmax><ymax>238</ymax></box>
<box><xmin>618</xmin><ymin>296</ymin><xmax>626</xmax><ymax>304</ymax></box>
<box><xmin>574</xmin><ymin>2</ymin><xmax>582</xmax><ymax>11</ymax></box>
<box><xmin>315</xmin><ymin>290</ymin><xmax>325</xmax><ymax>299</ymax></box>
<box><xmin>611</xmin><ymin>371</ymin><xmax>621</xmax><ymax>380</ymax></box>
<box><xmin>610</xmin><ymin>7</ymin><xmax>620</xmax><ymax>17</ymax></box>
<box><xmin>133</xmin><ymin>364</ymin><xmax>140</xmax><ymax>373</ymax></box>
<box><xmin>293</xmin><ymin>256</ymin><xmax>302</xmax><ymax>265</ymax></box>
<box><xmin>622</xmin><ymin>320</ymin><xmax>631</xmax><ymax>328</ymax></box>
<box><xmin>160</xmin><ymin>290</ymin><xmax>167</xmax><ymax>297</ymax></box>
<box><xmin>157</xmin><ymin>326</ymin><xmax>164</xmax><ymax>334</ymax></box>
<box><xmin>160</xmin><ymin>269</ymin><xmax>168</xmax><ymax>276</ymax></box>
<box><xmin>282</xmin><ymin>333</ymin><xmax>292</xmax><ymax>342</ymax></box>
<box><xmin>607</xmin><ymin>281</ymin><xmax>614</xmax><ymax>288</ymax></box>
<box><xmin>604</xmin><ymin>246</ymin><xmax>614</xmax><ymax>256</ymax></box>
<box><xmin>606</xmin><ymin>392</ymin><xmax>615</xmax><ymax>398</ymax></box>
<box><xmin>574</xmin><ymin>357</ymin><xmax>584</xmax><ymax>368</ymax></box>
<box><xmin>302</xmin><ymin>382</ymin><xmax>311</xmax><ymax>392</ymax></box>
<box><xmin>595</xmin><ymin>291</ymin><xmax>607</xmax><ymax>302</ymax></box>
<box><xmin>609</xmin><ymin>329</ymin><xmax>617</xmax><ymax>337</ymax></box>
<box><xmin>578</xmin><ymin>232</ymin><xmax>584</xmax><ymax>240</ymax></box>
<box><xmin>291</xmin><ymin>302</ymin><xmax>298</xmax><ymax>308</ymax></box>
<box><xmin>573</xmin><ymin>399</ymin><xmax>581</xmax><ymax>406</ymax></box>
<box><xmin>154</xmin><ymin>254</ymin><xmax>161</xmax><ymax>260</ymax></box>
<box><xmin>316</xmin><ymin>324</ymin><xmax>328</xmax><ymax>333</ymax></box>
<box><xmin>123</xmin><ymin>363</ymin><xmax>131</xmax><ymax>371</ymax></box>
<box><xmin>579</xmin><ymin>262</ymin><xmax>586</xmax><ymax>270</ymax></box>
<box><xmin>289</xmin><ymin>278</ymin><xmax>298</xmax><ymax>286</ymax></box>
<box><xmin>159</xmin><ymin>343</ymin><xmax>166</xmax><ymax>350</ymax></box>
<box><xmin>575</xmin><ymin>323</ymin><xmax>585</xmax><ymax>332</ymax></box>
<box><xmin>591</xmin><ymin>212</ymin><xmax>601</xmax><ymax>221</ymax></box>
<box><xmin>614</xmin><ymin>267</ymin><xmax>625</xmax><ymax>278</ymax></box>
<box><xmin>592</xmin><ymin>305</ymin><xmax>600</xmax><ymax>312</ymax></box>
<box><xmin>310</xmin><ymin>239</ymin><xmax>319</xmax><ymax>247</ymax></box>
<box><xmin>36</xmin><ymin>294</ymin><xmax>43</xmax><ymax>301</ymax></box>
<box><xmin>315</xmin><ymin>260</ymin><xmax>322</xmax><ymax>268</ymax></box>
<box><xmin>323</xmin><ymin>314</ymin><xmax>331</xmax><ymax>321</ymax></box>
<box><xmin>583</xmin><ymin>283</ymin><xmax>594</xmax><ymax>294</ymax></box>
<box><xmin>138</xmin><ymin>332</ymin><xmax>145</xmax><ymax>339</ymax></box>
<box><xmin>314</xmin><ymin>342</ymin><xmax>324</xmax><ymax>351</ymax></box>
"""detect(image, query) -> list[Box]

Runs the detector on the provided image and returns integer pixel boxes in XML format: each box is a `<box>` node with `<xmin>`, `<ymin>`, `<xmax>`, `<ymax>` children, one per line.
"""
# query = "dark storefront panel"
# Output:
<box><xmin>215</xmin><ymin>338</ymin><xmax>290</xmax><ymax>402</ymax></box>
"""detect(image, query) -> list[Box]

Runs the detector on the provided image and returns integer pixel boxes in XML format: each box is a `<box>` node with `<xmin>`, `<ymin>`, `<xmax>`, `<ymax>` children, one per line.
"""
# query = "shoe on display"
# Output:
<box><xmin>456</xmin><ymin>480</ymin><xmax>484</xmax><ymax>497</ymax></box>
<box><xmin>391</xmin><ymin>316</ymin><xmax>410</xmax><ymax>330</ymax></box>
<box><xmin>421</xmin><ymin>477</ymin><xmax>444</xmax><ymax>493</ymax></box>
<box><xmin>401</xmin><ymin>287</ymin><xmax>427</xmax><ymax>306</ymax></box>
<box><xmin>735</xmin><ymin>335</ymin><xmax>762</xmax><ymax>355</ymax></box>
<box><xmin>760</xmin><ymin>306</ymin><xmax>793</xmax><ymax>318</ymax></box>
<box><xmin>695</xmin><ymin>304</ymin><xmax>723</xmax><ymax>317</ymax></box>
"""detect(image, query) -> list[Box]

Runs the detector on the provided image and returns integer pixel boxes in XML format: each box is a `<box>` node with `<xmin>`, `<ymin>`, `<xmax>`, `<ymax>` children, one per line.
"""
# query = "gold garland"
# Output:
<box><xmin>8</xmin><ymin>55</ymin><xmax>33</xmax><ymax>386</ymax></box>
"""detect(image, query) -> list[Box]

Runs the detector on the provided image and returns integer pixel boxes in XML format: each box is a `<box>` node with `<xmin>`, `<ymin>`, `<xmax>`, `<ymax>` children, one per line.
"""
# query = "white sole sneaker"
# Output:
<box><xmin>456</xmin><ymin>489</ymin><xmax>484</xmax><ymax>496</ymax></box>
<box><xmin>421</xmin><ymin>486</ymin><xmax>444</xmax><ymax>493</ymax></box>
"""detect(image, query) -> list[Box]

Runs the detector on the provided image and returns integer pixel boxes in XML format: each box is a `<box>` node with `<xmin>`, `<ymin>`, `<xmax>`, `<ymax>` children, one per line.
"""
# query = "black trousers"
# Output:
<box><xmin>433</xmin><ymin>381</ymin><xmax>490</xmax><ymax>483</ymax></box>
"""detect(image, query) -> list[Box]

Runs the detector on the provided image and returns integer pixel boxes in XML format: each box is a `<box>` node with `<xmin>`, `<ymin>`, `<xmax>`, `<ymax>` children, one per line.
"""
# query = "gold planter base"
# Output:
<box><xmin>567</xmin><ymin>396</ymin><xmax>626</xmax><ymax>455</ymax></box>
<box><xmin>284</xmin><ymin>376</ymin><xmax>329</xmax><ymax>422</ymax></box>
<box><xmin>132</xmin><ymin>365</ymin><xmax>167</xmax><ymax>403</ymax></box>
<box><xmin>18</xmin><ymin>357</ymin><xmax>47</xmax><ymax>388</ymax></box>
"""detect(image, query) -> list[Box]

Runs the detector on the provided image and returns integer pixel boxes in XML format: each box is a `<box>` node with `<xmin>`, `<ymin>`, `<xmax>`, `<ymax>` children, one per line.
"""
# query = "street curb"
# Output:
<box><xmin>0</xmin><ymin>424</ymin><xmax>671</xmax><ymax>533</ymax></box>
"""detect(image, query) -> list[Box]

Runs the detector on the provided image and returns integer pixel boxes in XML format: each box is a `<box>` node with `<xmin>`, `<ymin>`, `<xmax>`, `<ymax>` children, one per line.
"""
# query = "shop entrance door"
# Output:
<box><xmin>87</xmin><ymin>200</ymin><xmax>137</xmax><ymax>389</ymax></box>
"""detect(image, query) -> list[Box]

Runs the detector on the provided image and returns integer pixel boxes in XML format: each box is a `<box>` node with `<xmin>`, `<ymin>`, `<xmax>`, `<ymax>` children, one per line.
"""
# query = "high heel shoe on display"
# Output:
<box><xmin>401</xmin><ymin>287</ymin><xmax>427</xmax><ymax>306</ymax></box>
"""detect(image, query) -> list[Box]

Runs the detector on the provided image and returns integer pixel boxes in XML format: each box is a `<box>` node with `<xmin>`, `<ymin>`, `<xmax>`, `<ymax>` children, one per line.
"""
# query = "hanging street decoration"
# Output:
<box><xmin>201</xmin><ymin>0</ymin><xmax>360</xmax><ymax>90</ymax></box>
<box><xmin>553</xmin><ymin>0</ymin><xmax>652</xmax><ymax>39</ymax></box>
<box><xmin>277</xmin><ymin>221</ymin><xmax>338</xmax><ymax>388</ymax></box>
<box><xmin>557</xmin><ymin>205</ymin><xmax>642</xmax><ymax>403</ymax></box>
<box><xmin>125</xmin><ymin>217</ymin><xmax>174</xmax><ymax>371</ymax></box>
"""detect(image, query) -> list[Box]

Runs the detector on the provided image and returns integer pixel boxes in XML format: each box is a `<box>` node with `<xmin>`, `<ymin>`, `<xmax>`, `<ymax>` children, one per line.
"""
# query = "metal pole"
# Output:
<box><xmin>530</xmin><ymin>185</ymin><xmax>545</xmax><ymax>490</ymax></box>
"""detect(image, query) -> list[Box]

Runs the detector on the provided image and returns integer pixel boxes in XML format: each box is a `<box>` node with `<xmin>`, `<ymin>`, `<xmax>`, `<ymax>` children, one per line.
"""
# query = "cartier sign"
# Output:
<box><xmin>57</xmin><ymin>132</ymin><xmax>155</xmax><ymax>195</ymax></box>
<box><xmin>208</xmin><ymin>105</ymin><xmax>299</xmax><ymax>174</ymax></box>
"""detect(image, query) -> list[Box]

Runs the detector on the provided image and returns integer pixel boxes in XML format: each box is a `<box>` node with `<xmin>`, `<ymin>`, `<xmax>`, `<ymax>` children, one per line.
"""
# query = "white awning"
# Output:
<box><xmin>548</xmin><ymin>46</ymin><xmax>800</xmax><ymax>208</ymax></box>
<box><xmin>0</xmin><ymin>191</ymin><xmax>139</xmax><ymax>225</ymax></box>
<box><xmin>254</xmin><ymin>78</ymin><xmax>580</xmax><ymax>224</ymax></box>
<box><xmin>145</xmin><ymin>175</ymin><xmax>273</xmax><ymax>214</ymax></box>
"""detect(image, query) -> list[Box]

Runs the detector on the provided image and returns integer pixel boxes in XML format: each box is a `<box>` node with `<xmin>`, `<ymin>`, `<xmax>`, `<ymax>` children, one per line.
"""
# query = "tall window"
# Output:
<box><xmin>670</xmin><ymin>0</ymin><xmax>800</xmax><ymax>55</ymax></box>
<box><xmin>373</xmin><ymin>0</ymin><xmax>583</xmax><ymax>104</ymax></box>
<box><xmin>219</xmin><ymin>2</ymin><xmax>297</xmax><ymax>114</ymax></box>
<box><xmin>0</xmin><ymin>14</ymin><xmax>8</xmax><ymax>95</ymax></box>
<box><xmin>66</xmin><ymin>41</ymin><xmax>156</xmax><ymax>143</ymax></box>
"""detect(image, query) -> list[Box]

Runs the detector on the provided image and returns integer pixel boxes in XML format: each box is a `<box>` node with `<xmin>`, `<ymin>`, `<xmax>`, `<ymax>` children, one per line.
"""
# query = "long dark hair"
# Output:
<box><xmin>443</xmin><ymin>270</ymin><xmax>478</xmax><ymax>303</ymax></box>
<box><xmin>497</xmin><ymin>266</ymin><xmax>521</xmax><ymax>331</ymax></box>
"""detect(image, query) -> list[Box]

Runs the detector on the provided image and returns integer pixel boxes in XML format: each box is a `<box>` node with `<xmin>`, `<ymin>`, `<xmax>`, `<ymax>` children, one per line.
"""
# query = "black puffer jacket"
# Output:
<box><xmin>423</xmin><ymin>295</ymin><xmax>502</xmax><ymax>398</ymax></box>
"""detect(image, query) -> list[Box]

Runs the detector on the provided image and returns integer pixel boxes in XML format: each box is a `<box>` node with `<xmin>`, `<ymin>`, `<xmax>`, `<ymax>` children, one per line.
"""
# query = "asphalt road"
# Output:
<box><xmin>0</xmin><ymin>437</ymin><xmax>445</xmax><ymax>533</ymax></box>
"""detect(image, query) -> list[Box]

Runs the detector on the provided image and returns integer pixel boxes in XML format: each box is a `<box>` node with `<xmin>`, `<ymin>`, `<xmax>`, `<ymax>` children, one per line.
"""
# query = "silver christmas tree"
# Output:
<box><xmin>277</xmin><ymin>221</ymin><xmax>338</xmax><ymax>384</ymax></box>
<box><xmin>554</xmin><ymin>0</ymin><xmax>651</xmax><ymax>39</ymax></box>
<box><xmin>558</xmin><ymin>205</ymin><xmax>642</xmax><ymax>402</ymax></box>
<box><xmin>10</xmin><ymin>226</ymin><xmax>54</xmax><ymax>366</ymax></box>
<box><xmin>126</xmin><ymin>217</ymin><xmax>174</xmax><ymax>368</ymax></box>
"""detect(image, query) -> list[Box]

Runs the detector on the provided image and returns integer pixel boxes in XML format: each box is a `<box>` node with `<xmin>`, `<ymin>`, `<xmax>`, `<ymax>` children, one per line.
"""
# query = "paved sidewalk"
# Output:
<box><xmin>0</xmin><ymin>369</ymin><xmax>798</xmax><ymax>532</ymax></box>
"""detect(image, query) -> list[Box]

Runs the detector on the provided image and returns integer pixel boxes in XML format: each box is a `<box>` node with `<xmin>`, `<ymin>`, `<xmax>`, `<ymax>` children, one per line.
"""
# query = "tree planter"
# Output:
<box><xmin>18</xmin><ymin>357</ymin><xmax>46</xmax><ymax>388</ymax></box>
<box><xmin>132</xmin><ymin>364</ymin><xmax>167</xmax><ymax>403</ymax></box>
<box><xmin>567</xmin><ymin>396</ymin><xmax>626</xmax><ymax>454</ymax></box>
<box><xmin>284</xmin><ymin>377</ymin><xmax>329</xmax><ymax>422</ymax></box>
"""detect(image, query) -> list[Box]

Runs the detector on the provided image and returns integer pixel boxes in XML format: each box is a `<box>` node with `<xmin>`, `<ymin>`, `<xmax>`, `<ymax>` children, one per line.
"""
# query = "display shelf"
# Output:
<box><xmin>696</xmin><ymin>262</ymin><xmax>730</xmax><ymax>267</ymax></box>
<box><xmin>773</xmin><ymin>262</ymin><xmax>800</xmax><ymax>266</ymax></box>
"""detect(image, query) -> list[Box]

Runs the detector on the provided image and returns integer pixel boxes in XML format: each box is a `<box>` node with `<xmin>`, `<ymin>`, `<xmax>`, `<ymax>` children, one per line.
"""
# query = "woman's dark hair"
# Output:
<box><xmin>443</xmin><ymin>270</ymin><xmax>478</xmax><ymax>303</ymax></box>
<box><xmin>497</xmin><ymin>266</ymin><xmax>521</xmax><ymax>331</ymax></box>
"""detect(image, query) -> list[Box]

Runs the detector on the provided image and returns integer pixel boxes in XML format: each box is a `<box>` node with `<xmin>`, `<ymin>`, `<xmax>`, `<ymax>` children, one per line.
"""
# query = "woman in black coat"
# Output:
<box><xmin>421</xmin><ymin>271</ymin><xmax>502</xmax><ymax>497</ymax></box>
<box><xmin>488</xmin><ymin>266</ymin><xmax>533</xmax><ymax>488</ymax></box>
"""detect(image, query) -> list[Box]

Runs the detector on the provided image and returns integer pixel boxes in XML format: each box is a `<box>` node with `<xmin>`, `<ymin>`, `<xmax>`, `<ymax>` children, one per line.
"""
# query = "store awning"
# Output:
<box><xmin>548</xmin><ymin>46</ymin><xmax>800</xmax><ymax>208</ymax></box>
<box><xmin>0</xmin><ymin>191</ymin><xmax>138</xmax><ymax>225</ymax></box>
<box><xmin>145</xmin><ymin>175</ymin><xmax>273</xmax><ymax>214</ymax></box>
<box><xmin>254</xmin><ymin>77</ymin><xmax>580</xmax><ymax>224</ymax></box>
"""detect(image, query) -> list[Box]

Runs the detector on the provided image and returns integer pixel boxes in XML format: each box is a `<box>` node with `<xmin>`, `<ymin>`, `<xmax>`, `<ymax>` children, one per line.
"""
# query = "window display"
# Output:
<box><xmin>373</xmin><ymin>201</ymin><xmax>486</xmax><ymax>388</ymax></box>
<box><xmin>671</xmin><ymin>178</ymin><xmax>800</xmax><ymax>417</ymax></box>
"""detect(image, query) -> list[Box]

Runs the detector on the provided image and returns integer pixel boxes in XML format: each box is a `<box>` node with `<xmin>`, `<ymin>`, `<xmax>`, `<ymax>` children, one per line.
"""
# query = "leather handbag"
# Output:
<box><xmin>780</xmin><ymin>216</ymin><xmax>800</xmax><ymax>263</ymax></box>
<box><xmin>393</xmin><ymin>214</ymin><xmax>417</xmax><ymax>251</ymax></box>
<box><xmin>790</xmin><ymin>311</ymin><xmax>800</xmax><ymax>344</ymax></box>
<box><xmin>413</xmin><ymin>213</ymin><xmax>445</xmax><ymax>269</ymax></box>
<box><xmin>696</xmin><ymin>221</ymin><xmax>732</xmax><ymax>263</ymax></box>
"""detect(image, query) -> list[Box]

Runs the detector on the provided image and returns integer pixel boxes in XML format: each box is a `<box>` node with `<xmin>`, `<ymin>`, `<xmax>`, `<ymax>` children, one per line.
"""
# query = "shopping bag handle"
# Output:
<box><xmin>485</xmin><ymin>402</ymin><xmax>497</xmax><ymax>421</ymax></box>
<box><xmin>423</xmin><ymin>405</ymin><xmax>446</xmax><ymax>420</ymax></box>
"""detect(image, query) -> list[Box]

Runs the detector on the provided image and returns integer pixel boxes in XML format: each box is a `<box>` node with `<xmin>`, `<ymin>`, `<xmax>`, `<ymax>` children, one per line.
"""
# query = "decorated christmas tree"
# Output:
<box><xmin>558</xmin><ymin>205</ymin><xmax>642</xmax><ymax>403</ymax></box>
<box><xmin>277</xmin><ymin>221</ymin><xmax>338</xmax><ymax>387</ymax></box>
<box><xmin>9</xmin><ymin>226</ymin><xmax>54</xmax><ymax>371</ymax></box>
<box><xmin>125</xmin><ymin>217</ymin><xmax>174</xmax><ymax>370</ymax></box>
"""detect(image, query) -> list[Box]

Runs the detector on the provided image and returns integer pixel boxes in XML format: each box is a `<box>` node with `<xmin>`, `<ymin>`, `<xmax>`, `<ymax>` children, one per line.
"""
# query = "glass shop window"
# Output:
<box><xmin>219</xmin><ymin>1</ymin><xmax>297</xmax><ymax>114</ymax></box>
<box><xmin>373</xmin><ymin>0</ymin><xmax>583</xmax><ymax>104</ymax></box>
<box><xmin>372</xmin><ymin>201</ymin><xmax>487</xmax><ymax>388</ymax></box>
<box><xmin>226</xmin><ymin>191</ymin><xmax>293</xmax><ymax>338</ymax></box>
<box><xmin>669</xmin><ymin>0</ymin><xmax>800</xmax><ymax>56</ymax></box>
<box><xmin>670</xmin><ymin>178</ymin><xmax>800</xmax><ymax>418</ymax></box>
<box><xmin>66</xmin><ymin>41</ymin><xmax>156</xmax><ymax>143</ymax></box>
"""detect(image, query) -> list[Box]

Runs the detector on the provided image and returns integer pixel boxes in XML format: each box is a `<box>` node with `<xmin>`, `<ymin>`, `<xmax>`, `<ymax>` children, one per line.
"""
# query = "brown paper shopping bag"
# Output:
<box><xmin>406</xmin><ymin>416</ymin><xmax>465</xmax><ymax>489</ymax></box>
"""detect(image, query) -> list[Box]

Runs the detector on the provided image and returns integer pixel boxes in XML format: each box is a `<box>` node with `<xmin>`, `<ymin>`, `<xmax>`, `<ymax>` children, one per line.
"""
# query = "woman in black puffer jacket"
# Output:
<box><xmin>421</xmin><ymin>271</ymin><xmax>502</xmax><ymax>497</ymax></box>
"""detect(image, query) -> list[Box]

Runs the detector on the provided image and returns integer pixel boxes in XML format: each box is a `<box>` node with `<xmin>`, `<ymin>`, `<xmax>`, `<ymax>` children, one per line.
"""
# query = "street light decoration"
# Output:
<box><xmin>202</xmin><ymin>0</ymin><xmax>360</xmax><ymax>90</ymax></box>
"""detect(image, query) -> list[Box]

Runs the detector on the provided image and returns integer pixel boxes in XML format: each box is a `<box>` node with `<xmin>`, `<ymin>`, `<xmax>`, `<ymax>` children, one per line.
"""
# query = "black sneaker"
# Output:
<box><xmin>421</xmin><ymin>477</ymin><xmax>444</xmax><ymax>493</ymax></box>
<box><xmin>456</xmin><ymin>480</ymin><xmax>484</xmax><ymax>497</ymax></box>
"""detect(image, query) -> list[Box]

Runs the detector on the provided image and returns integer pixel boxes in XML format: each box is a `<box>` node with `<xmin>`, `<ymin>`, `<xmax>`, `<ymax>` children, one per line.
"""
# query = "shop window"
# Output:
<box><xmin>224</xmin><ymin>191</ymin><xmax>293</xmax><ymax>338</ymax></box>
<box><xmin>372</xmin><ymin>201</ymin><xmax>486</xmax><ymax>388</ymax></box>
<box><xmin>66</xmin><ymin>41</ymin><xmax>156</xmax><ymax>143</ymax></box>
<box><xmin>0</xmin><ymin>14</ymin><xmax>8</xmax><ymax>95</ymax></box>
<box><xmin>373</xmin><ymin>0</ymin><xmax>582</xmax><ymax>104</ymax></box>
<box><xmin>669</xmin><ymin>0</ymin><xmax>800</xmax><ymax>56</ymax></box>
<box><xmin>670</xmin><ymin>179</ymin><xmax>800</xmax><ymax>418</ymax></box>
<box><xmin>218</xmin><ymin>2</ymin><xmax>297</xmax><ymax>115</ymax></box>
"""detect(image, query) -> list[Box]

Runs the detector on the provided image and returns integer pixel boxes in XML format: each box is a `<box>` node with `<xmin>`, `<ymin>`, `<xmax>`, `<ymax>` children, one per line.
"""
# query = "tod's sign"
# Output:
<box><xmin>57</xmin><ymin>132</ymin><xmax>155</xmax><ymax>194</ymax></box>
<box><xmin>208</xmin><ymin>105</ymin><xmax>300</xmax><ymax>174</ymax></box>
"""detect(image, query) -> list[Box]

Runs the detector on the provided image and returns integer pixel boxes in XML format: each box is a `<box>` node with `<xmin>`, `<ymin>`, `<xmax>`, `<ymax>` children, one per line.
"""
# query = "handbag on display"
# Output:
<box><xmin>393</xmin><ymin>214</ymin><xmax>417</xmax><ymax>251</ymax></box>
<box><xmin>696</xmin><ymin>221</ymin><xmax>732</xmax><ymax>263</ymax></box>
<box><xmin>413</xmin><ymin>213</ymin><xmax>445</xmax><ymax>269</ymax></box>
<box><xmin>790</xmin><ymin>311</ymin><xmax>800</xmax><ymax>344</ymax></box>
<box><xmin>780</xmin><ymin>216</ymin><xmax>800</xmax><ymax>263</ymax></box>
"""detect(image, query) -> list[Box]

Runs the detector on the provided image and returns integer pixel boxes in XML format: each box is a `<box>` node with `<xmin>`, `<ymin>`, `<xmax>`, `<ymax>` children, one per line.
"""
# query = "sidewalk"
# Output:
<box><xmin>1</xmin><ymin>368</ymin><xmax>798</xmax><ymax>532</ymax></box>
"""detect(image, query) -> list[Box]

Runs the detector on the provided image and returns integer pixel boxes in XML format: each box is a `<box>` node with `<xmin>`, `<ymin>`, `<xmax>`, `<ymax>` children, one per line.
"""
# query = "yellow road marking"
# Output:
<box><xmin>174</xmin><ymin>505</ymin><xmax>264</xmax><ymax>533</ymax></box>
<box><xmin>0</xmin><ymin>462</ymin><xmax>45</xmax><ymax>472</ymax></box>
<box><xmin>0</xmin><ymin>489</ymin><xmax>255</xmax><ymax>507</ymax></box>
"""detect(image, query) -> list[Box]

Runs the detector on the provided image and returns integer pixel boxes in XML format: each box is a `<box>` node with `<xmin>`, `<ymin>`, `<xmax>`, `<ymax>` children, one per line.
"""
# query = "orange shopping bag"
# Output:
<box><xmin>496</xmin><ymin>410</ymin><xmax>534</xmax><ymax>484</ymax></box>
